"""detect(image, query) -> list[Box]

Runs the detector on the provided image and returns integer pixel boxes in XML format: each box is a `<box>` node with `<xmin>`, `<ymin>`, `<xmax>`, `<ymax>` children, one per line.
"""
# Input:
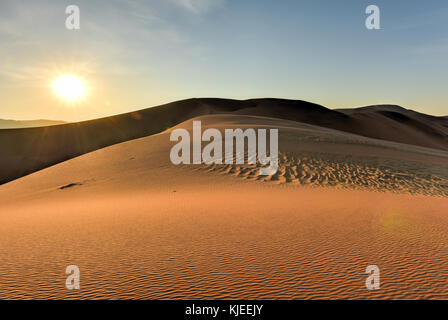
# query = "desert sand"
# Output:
<box><xmin>1</xmin><ymin>113</ymin><xmax>448</xmax><ymax>299</ymax></box>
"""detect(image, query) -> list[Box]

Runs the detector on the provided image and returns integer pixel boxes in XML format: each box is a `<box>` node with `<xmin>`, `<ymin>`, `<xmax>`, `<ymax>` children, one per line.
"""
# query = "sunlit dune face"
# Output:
<box><xmin>52</xmin><ymin>74</ymin><xmax>86</xmax><ymax>102</ymax></box>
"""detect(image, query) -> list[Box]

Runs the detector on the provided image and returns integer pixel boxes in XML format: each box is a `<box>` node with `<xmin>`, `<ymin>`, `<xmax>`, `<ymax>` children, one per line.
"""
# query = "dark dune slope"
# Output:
<box><xmin>335</xmin><ymin>105</ymin><xmax>448</xmax><ymax>151</ymax></box>
<box><xmin>0</xmin><ymin>98</ymin><xmax>447</xmax><ymax>185</ymax></box>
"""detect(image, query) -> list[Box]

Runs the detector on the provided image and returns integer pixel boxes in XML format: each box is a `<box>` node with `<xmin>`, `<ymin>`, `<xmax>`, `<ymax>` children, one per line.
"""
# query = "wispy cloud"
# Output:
<box><xmin>169</xmin><ymin>0</ymin><xmax>225</xmax><ymax>14</ymax></box>
<box><xmin>0</xmin><ymin>0</ymin><xmax>222</xmax><ymax>83</ymax></box>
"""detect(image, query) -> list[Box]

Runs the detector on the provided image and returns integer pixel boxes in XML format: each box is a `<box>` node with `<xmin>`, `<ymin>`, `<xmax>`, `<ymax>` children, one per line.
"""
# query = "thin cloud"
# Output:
<box><xmin>169</xmin><ymin>0</ymin><xmax>225</xmax><ymax>14</ymax></box>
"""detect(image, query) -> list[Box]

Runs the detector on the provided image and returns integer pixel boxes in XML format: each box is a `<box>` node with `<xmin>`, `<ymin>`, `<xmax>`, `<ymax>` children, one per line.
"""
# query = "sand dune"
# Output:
<box><xmin>1</xmin><ymin>98</ymin><xmax>447</xmax><ymax>185</ymax></box>
<box><xmin>1</xmin><ymin>114</ymin><xmax>447</xmax><ymax>299</ymax></box>
<box><xmin>0</xmin><ymin>119</ymin><xmax>66</xmax><ymax>129</ymax></box>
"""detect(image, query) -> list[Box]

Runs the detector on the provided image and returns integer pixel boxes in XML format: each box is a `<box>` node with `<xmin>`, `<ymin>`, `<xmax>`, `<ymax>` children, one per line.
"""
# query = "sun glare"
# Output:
<box><xmin>52</xmin><ymin>74</ymin><xmax>86</xmax><ymax>102</ymax></box>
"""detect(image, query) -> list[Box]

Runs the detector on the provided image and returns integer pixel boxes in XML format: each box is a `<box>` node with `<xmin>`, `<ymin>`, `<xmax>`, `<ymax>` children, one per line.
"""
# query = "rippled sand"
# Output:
<box><xmin>1</xmin><ymin>114</ymin><xmax>448</xmax><ymax>299</ymax></box>
<box><xmin>199</xmin><ymin>152</ymin><xmax>448</xmax><ymax>197</ymax></box>
<box><xmin>1</xmin><ymin>187</ymin><xmax>448</xmax><ymax>299</ymax></box>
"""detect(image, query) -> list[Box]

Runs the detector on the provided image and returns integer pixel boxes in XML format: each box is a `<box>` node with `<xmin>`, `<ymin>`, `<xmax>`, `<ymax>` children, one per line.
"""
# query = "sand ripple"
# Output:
<box><xmin>198</xmin><ymin>152</ymin><xmax>448</xmax><ymax>197</ymax></box>
<box><xmin>1</xmin><ymin>189</ymin><xmax>447</xmax><ymax>299</ymax></box>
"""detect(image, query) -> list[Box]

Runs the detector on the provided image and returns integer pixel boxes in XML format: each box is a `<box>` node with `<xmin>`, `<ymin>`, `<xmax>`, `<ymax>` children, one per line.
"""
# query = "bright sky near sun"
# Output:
<box><xmin>1</xmin><ymin>0</ymin><xmax>447</xmax><ymax>121</ymax></box>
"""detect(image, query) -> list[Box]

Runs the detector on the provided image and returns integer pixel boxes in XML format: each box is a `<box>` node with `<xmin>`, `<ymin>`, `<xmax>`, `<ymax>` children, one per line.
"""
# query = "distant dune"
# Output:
<box><xmin>0</xmin><ymin>98</ymin><xmax>447</xmax><ymax>184</ymax></box>
<box><xmin>0</xmin><ymin>119</ymin><xmax>66</xmax><ymax>129</ymax></box>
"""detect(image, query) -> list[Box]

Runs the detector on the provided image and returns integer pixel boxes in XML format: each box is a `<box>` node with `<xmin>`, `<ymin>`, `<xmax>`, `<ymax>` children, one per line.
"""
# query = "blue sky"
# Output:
<box><xmin>1</xmin><ymin>0</ymin><xmax>447</xmax><ymax>120</ymax></box>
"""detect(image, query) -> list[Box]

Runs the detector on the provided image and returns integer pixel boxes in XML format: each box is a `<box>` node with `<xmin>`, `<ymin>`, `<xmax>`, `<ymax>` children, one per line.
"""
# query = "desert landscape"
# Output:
<box><xmin>1</xmin><ymin>99</ymin><xmax>447</xmax><ymax>299</ymax></box>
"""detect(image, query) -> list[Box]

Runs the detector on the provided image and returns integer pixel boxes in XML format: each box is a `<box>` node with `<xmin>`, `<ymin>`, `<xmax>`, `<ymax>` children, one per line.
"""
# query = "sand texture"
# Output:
<box><xmin>1</xmin><ymin>114</ymin><xmax>447</xmax><ymax>299</ymax></box>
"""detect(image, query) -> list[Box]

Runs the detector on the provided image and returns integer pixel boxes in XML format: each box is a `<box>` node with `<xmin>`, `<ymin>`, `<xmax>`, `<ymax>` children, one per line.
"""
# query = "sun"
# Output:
<box><xmin>52</xmin><ymin>74</ymin><xmax>86</xmax><ymax>102</ymax></box>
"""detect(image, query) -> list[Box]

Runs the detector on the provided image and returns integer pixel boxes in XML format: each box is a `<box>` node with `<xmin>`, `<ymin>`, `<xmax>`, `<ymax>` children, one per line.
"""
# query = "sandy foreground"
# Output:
<box><xmin>1</xmin><ymin>115</ymin><xmax>448</xmax><ymax>299</ymax></box>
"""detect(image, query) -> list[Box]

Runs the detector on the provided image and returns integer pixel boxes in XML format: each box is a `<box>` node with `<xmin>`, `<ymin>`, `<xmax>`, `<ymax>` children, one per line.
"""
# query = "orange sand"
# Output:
<box><xmin>1</xmin><ymin>115</ymin><xmax>447</xmax><ymax>299</ymax></box>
